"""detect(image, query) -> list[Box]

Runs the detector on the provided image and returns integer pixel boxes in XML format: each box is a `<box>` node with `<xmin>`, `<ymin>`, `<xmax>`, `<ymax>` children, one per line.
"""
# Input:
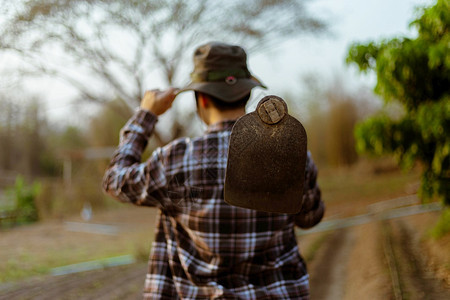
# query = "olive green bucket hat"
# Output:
<box><xmin>178</xmin><ymin>42</ymin><xmax>266</xmax><ymax>102</ymax></box>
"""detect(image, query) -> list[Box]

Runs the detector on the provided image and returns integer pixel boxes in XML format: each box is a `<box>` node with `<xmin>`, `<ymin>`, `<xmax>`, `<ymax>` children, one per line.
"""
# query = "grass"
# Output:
<box><xmin>0</xmin><ymin>206</ymin><xmax>156</xmax><ymax>283</ymax></box>
<box><xmin>319</xmin><ymin>166</ymin><xmax>420</xmax><ymax>205</ymax></box>
<box><xmin>316</xmin><ymin>161</ymin><xmax>422</xmax><ymax>218</ymax></box>
<box><xmin>0</xmin><ymin>237</ymin><xmax>148</xmax><ymax>282</ymax></box>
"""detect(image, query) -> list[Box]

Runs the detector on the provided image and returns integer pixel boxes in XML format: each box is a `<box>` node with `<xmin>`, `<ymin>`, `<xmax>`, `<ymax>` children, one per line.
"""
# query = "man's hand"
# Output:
<box><xmin>140</xmin><ymin>88</ymin><xmax>179</xmax><ymax>116</ymax></box>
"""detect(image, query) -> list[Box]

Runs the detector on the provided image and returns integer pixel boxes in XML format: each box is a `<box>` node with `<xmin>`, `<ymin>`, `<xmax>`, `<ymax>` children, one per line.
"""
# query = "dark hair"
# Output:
<box><xmin>195</xmin><ymin>91</ymin><xmax>250</xmax><ymax>110</ymax></box>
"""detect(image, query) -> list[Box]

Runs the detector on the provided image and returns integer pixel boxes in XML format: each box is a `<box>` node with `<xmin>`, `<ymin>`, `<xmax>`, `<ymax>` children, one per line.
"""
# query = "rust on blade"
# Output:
<box><xmin>224</xmin><ymin>95</ymin><xmax>307</xmax><ymax>214</ymax></box>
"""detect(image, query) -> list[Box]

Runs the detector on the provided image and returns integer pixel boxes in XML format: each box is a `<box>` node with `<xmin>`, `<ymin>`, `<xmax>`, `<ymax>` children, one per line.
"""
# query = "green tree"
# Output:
<box><xmin>347</xmin><ymin>0</ymin><xmax>449</xmax><ymax>204</ymax></box>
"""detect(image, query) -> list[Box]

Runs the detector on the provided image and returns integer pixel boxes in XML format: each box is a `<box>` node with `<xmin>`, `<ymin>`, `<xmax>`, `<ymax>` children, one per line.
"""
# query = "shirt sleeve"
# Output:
<box><xmin>102</xmin><ymin>109</ymin><xmax>169</xmax><ymax>208</ymax></box>
<box><xmin>294</xmin><ymin>151</ymin><xmax>325</xmax><ymax>228</ymax></box>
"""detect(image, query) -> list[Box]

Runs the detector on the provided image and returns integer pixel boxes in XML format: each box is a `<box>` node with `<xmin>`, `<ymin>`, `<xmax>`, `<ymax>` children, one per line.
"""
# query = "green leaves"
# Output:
<box><xmin>347</xmin><ymin>1</ymin><xmax>450</xmax><ymax>110</ymax></box>
<box><xmin>416</xmin><ymin>98</ymin><xmax>449</xmax><ymax>142</ymax></box>
<box><xmin>348</xmin><ymin>0</ymin><xmax>450</xmax><ymax>204</ymax></box>
<box><xmin>4</xmin><ymin>175</ymin><xmax>41</xmax><ymax>224</ymax></box>
<box><xmin>346</xmin><ymin>42</ymin><xmax>379</xmax><ymax>73</ymax></box>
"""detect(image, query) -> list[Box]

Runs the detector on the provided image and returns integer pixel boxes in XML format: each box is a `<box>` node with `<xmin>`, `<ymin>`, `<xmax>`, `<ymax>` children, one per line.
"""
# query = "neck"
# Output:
<box><xmin>207</xmin><ymin>107</ymin><xmax>246</xmax><ymax>125</ymax></box>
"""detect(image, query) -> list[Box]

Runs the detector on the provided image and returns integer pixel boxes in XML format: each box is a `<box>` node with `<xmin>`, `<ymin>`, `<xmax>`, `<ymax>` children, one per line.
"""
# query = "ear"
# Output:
<box><xmin>198</xmin><ymin>93</ymin><xmax>209</xmax><ymax>108</ymax></box>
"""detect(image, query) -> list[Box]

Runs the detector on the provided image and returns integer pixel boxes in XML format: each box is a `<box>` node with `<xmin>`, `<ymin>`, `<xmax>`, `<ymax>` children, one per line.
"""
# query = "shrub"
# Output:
<box><xmin>6</xmin><ymin>175</ymin><xmax>41</xmax><ymax>223</ymax></box>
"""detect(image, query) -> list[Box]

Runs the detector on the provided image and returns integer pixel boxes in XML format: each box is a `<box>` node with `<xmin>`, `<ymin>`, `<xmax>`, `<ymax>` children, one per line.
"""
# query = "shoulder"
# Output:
<box><xmin>162</xmin><ymin>137</ymin><xmax>191</xmax><ymax>154</ymax></box>
<box><xmin>156</xmin><ymin>132</ymin><xmax>230</xmax><ymax>161</ymax></box>
<box><xmin>159</xmin><ymin>135</ymin><xmax>207</xmax><ymax>156</ymax></box>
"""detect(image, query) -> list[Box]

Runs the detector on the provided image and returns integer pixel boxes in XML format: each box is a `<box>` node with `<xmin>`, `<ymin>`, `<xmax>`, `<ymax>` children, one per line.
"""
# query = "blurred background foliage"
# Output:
<box><xmin>0</xmin><ymin>0</ymin><xmax>447</xmax><ymax>227</ymax></box>
<box><xmin>0</xmin><ymin>75</ymin><xmax>385</xmax><ymax>224</ymax></box>
<box><xmin>347</xmin><ymin>0</ymin><xmax>449</xmax><ymax>205</ymax></box>
<box><xmin>0</xmin><ymin>0</ymin><xmax>329</xmax><ymax>223</ymax></box>
<box><xmin>285</xmin><ymin>74</ymin><xmax>380</xmax><ymax>169</ymax></box>
<box><xmin>1</xmin><ymin>175</ymin><xmax>41</xmax><ymax>227</ymax></box>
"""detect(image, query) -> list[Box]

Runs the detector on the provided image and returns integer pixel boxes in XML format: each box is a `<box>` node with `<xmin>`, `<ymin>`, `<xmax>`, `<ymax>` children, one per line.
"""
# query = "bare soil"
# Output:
<box><xmin>341</xmin><ymin>223</ymin><xmax>392</xmax><ymax>299</ymax></box>
<box><xmin>307</xmin><ymin>229</ymin><xmax>354</xmax><ymax>299</ymax></box>
<box><xmin>0</xmin><ymin>263</ymin><xmax>147</xmax><ymax>300</ymax></box>
<box><xmin>305</xmin><ymin>213</ymin><xmax>450</xmax><ymax>300</ymax></box>
<box><xmin>387</xmin><ymin>218</ymin><xmax>450</xmax><ymax>299</ymax></box>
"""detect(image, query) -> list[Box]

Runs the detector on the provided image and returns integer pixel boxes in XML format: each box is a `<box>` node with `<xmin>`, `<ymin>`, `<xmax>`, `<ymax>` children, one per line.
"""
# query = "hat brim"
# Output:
<box><xmin>178</xmin><ymin>77</ymin><xmax>266</xmax><ymax>103</ymax></box>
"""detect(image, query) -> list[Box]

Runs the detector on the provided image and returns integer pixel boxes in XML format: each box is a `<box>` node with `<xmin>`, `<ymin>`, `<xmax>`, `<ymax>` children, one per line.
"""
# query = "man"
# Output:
<box><xmin>103</xmin><ymin>42</ymin><xmax>324</xmax><ymax>299</ymax></box>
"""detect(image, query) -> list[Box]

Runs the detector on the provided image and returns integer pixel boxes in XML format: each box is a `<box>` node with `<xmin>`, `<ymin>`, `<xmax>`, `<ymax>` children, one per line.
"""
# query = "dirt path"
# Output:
<box><xmin>386</xmin><ymin>219</ymin><xmax>450</xmax><ymax>300</ymax></box>
<box><xmin>306</xmin><ymin>215</ymin><xmax>450</xmax><ymax>300</ymax></box>
<box><xmin>0</xmin><ymin>263</ymin><xmax>147</xmax><ymax>300</ymax></box>
<box><xmin>309</xmin><ymin>228</ymin><xmax>355</xmax><ymax>299</ymax></box>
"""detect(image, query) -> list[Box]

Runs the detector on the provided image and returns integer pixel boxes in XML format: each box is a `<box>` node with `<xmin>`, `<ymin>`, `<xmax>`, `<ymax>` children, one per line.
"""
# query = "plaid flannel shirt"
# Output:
<box><xmin>103</xmin><ymin>109</ymin><xmax>321</xmax><ymax>299</ymax></box>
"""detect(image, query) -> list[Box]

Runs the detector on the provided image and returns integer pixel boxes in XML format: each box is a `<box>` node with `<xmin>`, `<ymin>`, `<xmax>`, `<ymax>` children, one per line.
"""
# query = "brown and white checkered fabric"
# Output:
<box><xmin>103</xmin><ymin>109</ymin><xmax>322</xmax><ymax>299</ymax></box>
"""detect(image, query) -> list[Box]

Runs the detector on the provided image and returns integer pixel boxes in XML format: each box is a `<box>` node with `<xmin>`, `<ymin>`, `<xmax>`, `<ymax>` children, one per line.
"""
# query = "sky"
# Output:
<box><xmin>0</xmin><ymin>0</ymin><xmax>433</xmax><ymax>125</ymax></box>
<box><xmin>250</xmin><ymin>0</ymin><xmax>431</xmax><ymax>96</ymax></box>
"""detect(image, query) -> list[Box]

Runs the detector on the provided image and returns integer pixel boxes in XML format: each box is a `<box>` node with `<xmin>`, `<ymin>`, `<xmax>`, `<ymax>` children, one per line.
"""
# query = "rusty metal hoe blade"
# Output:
<box><xmin>224</xmin><ymin>95</ymin><xmax>307</xmax><ymax>214</ymax></box>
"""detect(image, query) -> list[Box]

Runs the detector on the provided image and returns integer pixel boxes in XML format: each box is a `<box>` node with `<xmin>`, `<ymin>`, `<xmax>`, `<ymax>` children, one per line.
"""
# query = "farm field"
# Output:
<box><xmin>1</xmin><ymin>164</ymin><xmax>449</xmax><ymax>299</ymax></box>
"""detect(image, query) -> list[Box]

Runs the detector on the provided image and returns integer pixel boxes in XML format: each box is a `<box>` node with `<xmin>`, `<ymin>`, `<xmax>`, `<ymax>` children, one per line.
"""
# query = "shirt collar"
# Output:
<box><xmin>206</xmin><ymin>120</ymin><xmax>237</xmax><ymax>133</ymax></box>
